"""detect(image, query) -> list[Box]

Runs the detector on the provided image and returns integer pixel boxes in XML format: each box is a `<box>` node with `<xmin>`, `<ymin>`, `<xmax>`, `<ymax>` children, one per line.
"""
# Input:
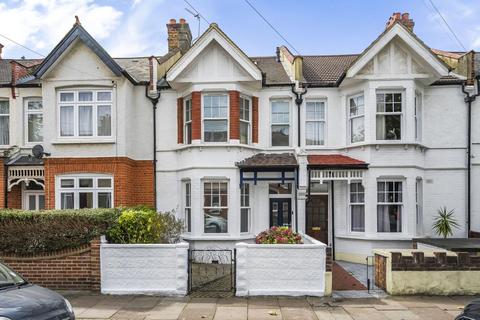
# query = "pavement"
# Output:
<box><xmin>63</xmin><ymin>292</ymin><xmax>475</xmax><ymax>319</ymax></box>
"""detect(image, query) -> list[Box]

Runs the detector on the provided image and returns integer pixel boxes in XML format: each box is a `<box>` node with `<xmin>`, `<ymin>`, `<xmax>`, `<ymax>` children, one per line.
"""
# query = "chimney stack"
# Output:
<box><xmin>0</xmin><ymin>43</ymin><xmax>3</xmax><ymax>60</ymax></box>
<box><xmin>386</xmin><ymin>12</ymin><xmax>414</xmax><ymax>32</ymax></box>
<box><xmin>167</xmin><ymin>18</ymin><xmax>192</xmax><ymax>54</ymax></box>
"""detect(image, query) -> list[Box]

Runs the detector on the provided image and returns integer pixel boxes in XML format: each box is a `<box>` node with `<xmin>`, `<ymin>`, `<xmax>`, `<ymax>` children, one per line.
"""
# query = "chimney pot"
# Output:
<box><xmin>179</xmin><ymin>18</ymin><xmax>186</xmax><ymax>24</ymax></box>
<box><xmin>386</xmin><ymin>12</ymin><xmax>414</xmax><ymax>32</ymax></box>
<box><xmin>169</xmin><ymin>18</ymin><xmax>177</xmax><ymax>24</ymax></box>
<box><xmin>402</xmin><ymin>13</ymin><xmax>409</xmax><ymax>21</ymax></box>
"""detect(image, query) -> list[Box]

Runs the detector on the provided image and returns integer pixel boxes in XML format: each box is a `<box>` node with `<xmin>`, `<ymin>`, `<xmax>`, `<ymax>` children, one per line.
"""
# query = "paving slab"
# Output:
<box><xmin>247</xmin><ymin>298</ymin><xmax>279</xmax><ymax>309</ymax></box>
<box><xmin>314</xmin><ymin>306</ymin><xmax>353</xmax><ymax>320</ymax></box>
<box><xmin>247</xmin><ymin>308</ymin><xmax>282</xmax><ymax>320</ymax></box>
<box><xmin>281</xmin><ymin>307</ymin><xmax>317</xmax><ymax>320</ymax></box>
<box><xmin>111</xmin><ymin>309</ymin><xmax>148</xmax><ymax>320</ymax></box>
<box><xmin>408</xmin><ymin>307</ymin><xmax>456</xmax><ymax>320</ymax></box>
<box><xmin>126</xmin><ymin>296</ymin><xmax>163</xmax><ymax>309</ymax></box>
<box><xmin>379</xmin><ymin>310</ymin><xmax>421</xmax><ymax>320</ymax></box>
<box><xmin>217</xmin><ymin>297</ymin><xmax>248</xmax><ymax>307</ymax></box>
<box><xmin>278</xmin><ymin>297</ymin><xmax>311</xmax><ymax>308</ymax></box>
<box><xmin>213</xmin><ymin>306</ymin><xmax>247</xmax><ymax>320</ymax></box>
<box><xmin>179</xmin><ymin>301</ymin><xmax>216</xmax><ymax>320</ymax></box>
<box><xmin>145</xmin><ymin>302</ymin><xmax>187</xmax><ymax>320</ymax></box>
<box><xmin>343</xmin><ymin>307</ymin><xmax>388</xmax><ymax>320</ymax></box>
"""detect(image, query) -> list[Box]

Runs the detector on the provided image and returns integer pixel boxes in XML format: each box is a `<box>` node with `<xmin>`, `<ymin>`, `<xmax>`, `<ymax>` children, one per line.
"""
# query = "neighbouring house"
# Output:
<box><xmin>1</xmin><ymin>13</ymin><xmax>479</xmax><ymax>263</ymax></box>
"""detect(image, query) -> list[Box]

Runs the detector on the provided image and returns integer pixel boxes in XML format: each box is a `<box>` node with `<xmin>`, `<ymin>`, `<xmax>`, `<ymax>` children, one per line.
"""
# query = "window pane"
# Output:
<box><xmin>98</xmin><ymin>192</ymin><xmax>112</xmax><ymax>208</ymax></box>
<box><xmin>269</xmin><ymin>183</ymin><xmax>291</xmax><ymax>194</ymax></box>
<box><xmin>271</xmin><ymin>125</ymin><xmax>289</xmax><ymax>146</ymax></box>
<box><xmin>0</xmin><ymin>115</ymin><xmax>9</xmax><ymax>145</ymax></box>
<box><xmin>377</xmin><ymin>205</ymin><xmax>402</xmax><ymax>232</ymax></box>
<box><xmin>97</xmin><ymin>92</ymin><xmax>112</xmax><ymax>101</ymax></box>
<box><xmin>97</xmin><ymin>105</ymin><xmax>112</xmax><ymax>136</ymax></box>
<box><xmin>185</xmin><ymin>123</ymin><xmax>192</xmax><ymax>144</ymax></box>
<box><xmin>306</xmin><ymin>121</ymin><xmax>324</xmax><ymax>145</ymax></box>
<box><xmin>61</xmin><ymin>192</ymin><xmax>74</xmax><ymax>209</ymax></box>
<box><xmin>79</xmin><ymin>178</ymin><xmax>93</xmax><ymax>188</ymax></box>
<box><xmin>27</xmin><ymin>100</ymin><xmax>42</xmax><ymax>111</ymax></box>
<box><xmin>60</xmin><ymin>92</ymin><xmax>74</xmax><ymax>102</ymax></box>
<box><xmin>271</xmin><ymin>101</ymin><xmax>289</xmax><ymax>124</ymax></box>
<box><xmin>204</xmin><ymin>208</ymin><xmax>228</xmax><ymax>233</ymax></box>
<box><xmin>0</xmin><ymin>100</ymin><xmax>9</xmax><ymax>114</ymax></box>
<box><xmin>60</xmin><ymin>106</ymin><xmax>74</xmax><ymax>136</ymax></box>
<box><xmin>241</xmin><ymin>184</ymin><xmax>249</xmax><ymax>207</ymax></box>
<box><xmin>204</xmin><ymin>120</ymin><xmax>227</xmax><ymax>142</ymax></box>
<box><xmin>306</xmin><ymin>101</ymin><xmax>325</xmax><ymax>120</ymax></box>
<box><xmin>351</xmin><ymin>116</ymin><xmax>364</xmax><ymax>143</ymax></box>
<box><xmin>60</xmin><ymin>179</ymin><xmax>75</xmax><ymax>188</ymax></box>
<box><xmin>98</xmin><ymin>178</ymin><xmax>112</xmax><ymax>188</ymax></box>
<box><xmin>185</xmin><ymin>208</ymin><xmax>191</xmax><ymax>232</ymax></box>
<box><xmin>28</xmin><ymin>195</ymin><xmax>36</xmax><ymax>210</ymax></box>
<box><xmin>28</xmin><ymin>114</ymin><xmax>43</xmax><ymax>142</ymax></box>
<box><xmin>203</xmin><ymin>95</ymin><xmax>227</xmax><ymax>119</ymax></box>
<box><xmin>240</xmin><ymin>98</ymin><xmax>250</xmax><ymax>121</ymax></box>
<box><xmin>351</xmin><ymin>205</ymin><xmax>365</xmax><ymax>232</ymax></box>
<box><xmin>79</xmin><ymin>106</ymin><xmax>93</xmax><ymax>136</ymax></box>
<box><xmin>79</xmin><ymin>91</ymin><xmax>93</xmax><ymax>102</ymax></box>
<box><xmin>240</xmin><ymin>122</ymin><xmax>249</xmax><ymax>144</ymax></box>
<box><xmin>39</xmin><ymin>195</ymin><xmax>45</xmax><ymax>210</ymax></box>
<box><xmin>79</xmin><ymin>192</ymin><xmax>93</xmax><ymax>209</ymax></box>
<box><xmin>376</xmin><ymin>114</ymin><xmax>401</xmax><ymax>140</ymax></box>
<box><xmin>241</xmin><ymin>208</ymin><xmax>249</xmax><ymax>233</ymax></box>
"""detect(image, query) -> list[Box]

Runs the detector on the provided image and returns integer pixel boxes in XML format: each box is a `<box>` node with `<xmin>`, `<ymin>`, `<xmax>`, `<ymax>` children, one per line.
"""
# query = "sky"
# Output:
<box><xmin>0</xmin><ymin>0</ymin><xmax>479</xmax><ymax>59</ymax></box>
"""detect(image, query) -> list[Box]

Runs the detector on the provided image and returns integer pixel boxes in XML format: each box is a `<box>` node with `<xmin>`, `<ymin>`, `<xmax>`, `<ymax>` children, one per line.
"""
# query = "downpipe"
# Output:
<box><xmin>145</xmin><ymin>85</ymin><xmax>161</xmax><ymax>210</ymax></box>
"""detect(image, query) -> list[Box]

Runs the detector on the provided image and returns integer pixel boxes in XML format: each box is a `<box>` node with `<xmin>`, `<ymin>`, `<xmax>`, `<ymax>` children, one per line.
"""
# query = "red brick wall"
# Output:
<box><xmin>1</xmin><ymin>238</ymin><xmax>101</xmax><ymax>291</ymax></box>
<box><xmin>252</xmin><ymin>96</ymin><xmax>259</xmax><ymax>143</ymax></box>
<box><xmin>44</xmin><ymin>157</ymin><xmax>154</xmax><ymax>209</ymax></box>
<box><xmin>7</xmin><ymin>184</ymin><xmax>22</xmax><ymax>209</ymax></box>
<box><xmin>177</xmin><ymin>97</ymin><xmax>184</xmax><ymax>144</ymax></box>
<box><xmin>0</xmin><ymin>158</ymin><xmax>6</xmax><ymax>208</ymax></box>
<box><xmin>229</xmin><ymin>90</ymin><xmax>240</xmax><ymax>140</ymax></box>
<box><xmin>191</xmin><ymin>91</ymin><xmax>201</xmax><ymax>140</ymax></box>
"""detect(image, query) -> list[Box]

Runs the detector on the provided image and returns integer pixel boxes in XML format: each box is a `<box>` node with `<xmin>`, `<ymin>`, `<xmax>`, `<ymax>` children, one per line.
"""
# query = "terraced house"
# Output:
<box><xmin>0</xmin><ymin>12</ymin><xmax>479</xmax><ymax>262</ymax></box>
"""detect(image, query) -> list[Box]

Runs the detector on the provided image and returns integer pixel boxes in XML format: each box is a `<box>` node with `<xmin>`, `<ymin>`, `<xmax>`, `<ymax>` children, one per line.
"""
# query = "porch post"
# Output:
<box><xmin>296</xmin><ymin>149</ymin><xmax>308</xmax><ymax>234</ymax></box>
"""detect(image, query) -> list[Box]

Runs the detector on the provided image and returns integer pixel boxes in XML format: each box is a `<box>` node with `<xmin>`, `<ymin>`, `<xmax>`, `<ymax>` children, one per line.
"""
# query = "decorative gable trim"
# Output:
<box><xmin>346</xmin><ymin>22</ymin><xmax>450</xmax><ymax>78</ymax></box>
<box><xmin>166</xmin><ymin>24</ymin><xmax>262</xmax><ymax>82</ymax></box>
<box><xmin>34</xmin><ymin>24</ymin><xmax>128</xmax><ymax>81</ymax></box>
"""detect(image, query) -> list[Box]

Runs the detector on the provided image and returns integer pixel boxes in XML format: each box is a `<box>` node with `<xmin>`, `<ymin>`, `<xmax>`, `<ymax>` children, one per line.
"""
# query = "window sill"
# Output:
<box><xmin>51</xmin><ymin>138</ymin><xmax>116</xmax><ymax>145</ymax></box>
<box><xmin>181</xmin><ymin>234</ymin><xmax>255</xmax><ymax>241</ymax></box>
<box><xmin>175</xmin><ymin>143</ymin><xmax>261</xmax><ymax>151</ymax></box>
<box><xmin>336</xmin><ymin>234</ymin><xmax>414</xmax><ymax>241</ymax></box>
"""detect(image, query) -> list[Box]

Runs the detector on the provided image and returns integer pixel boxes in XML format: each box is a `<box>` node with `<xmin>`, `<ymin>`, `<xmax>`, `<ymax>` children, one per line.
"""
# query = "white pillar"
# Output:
<box><xmin>296</xmin><ymin>148</ymin><xmax>308</xmax><ymax>233</ymax></box>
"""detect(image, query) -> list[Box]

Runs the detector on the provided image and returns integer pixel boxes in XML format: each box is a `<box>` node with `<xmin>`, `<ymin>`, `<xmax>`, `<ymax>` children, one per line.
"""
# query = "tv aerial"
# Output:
<box><xmin>185</xmin><ymin>7</ymin><xmax>201</xmax><ymax>40</ymax></box>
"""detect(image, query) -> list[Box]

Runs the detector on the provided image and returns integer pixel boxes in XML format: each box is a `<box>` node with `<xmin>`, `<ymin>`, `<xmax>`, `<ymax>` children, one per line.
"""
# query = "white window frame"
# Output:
<box><xmin>348</xmin><ymin>93</ymin><xmax>365</xmax><ymax>144</ymax></box>
<box><xmin>202</xmin><ymin>180</ymin><xmax>229</xmax><ymax>234</ymax></box>
<box><xmin>0</xmin><ymin>98</ymin><xmax>10</xmax><ymax>146</ymax></box>
<box><xmin>270</xmin><ymin>99</ymin><xmax>291</xmax><ymax>147</ymax></box>
<box><xmin>349</xmin><ymin>182</ymin><xmax>365</xmax><ymax>233</ymax></box>
<box><xmin>304</xmin><ymin>99</ymin><xmax>326</xmax><ymax>146</ymax></box>
<box><xmin>201</xmin><ymin>93</ymin><xmax>229</xmax><ymax>143</ymax></box>
<box><xmin>183</xmin><ymin>180</ymin><xmax>192</xmax><ymax>233</ymax></box>
<box><xmin>55</xmin><ymin>174</ymin><xmax>114</xmax><ymax>209</ymax></box>
<box><xmin>24</xmin><ymin>97</ymin><xmax>43</xmax><ymax>144</ymax></box>
<box><xmin>240</xmin><ymin>183</ymin><xmax>251</xmax><ymax>234</ymax></box>
<box><xmin>57</xmin><ymin>89</ymin><xmax>114</xmax><ymax>139</ymax></box>
<box><xmin>239</xmin><ymin>95</ymin><xmax>251</xmax><ymax>145</ymax></box>
<box><xmin>415</xmin><ymin>92</ymin><xmax>422</xmax><ymax>142</ymax></box>
<box><xmin>377</xmin><ymin>180</ymin><xmax>403</xmax><ymax>233</ymax></box>
<box><xmin>22</xmin><ymin>190</ymin><xmax>45</xmax><ymax>211</ymax></box>
<box><xmin>184</xmin><ymin>97</ymin><xmax>192</xmax><ymax>145</ymax></box>
<box><xmin>375</xmin><ymin>91</ymin><xmax>403</xmax><ymax>141</ymax></box>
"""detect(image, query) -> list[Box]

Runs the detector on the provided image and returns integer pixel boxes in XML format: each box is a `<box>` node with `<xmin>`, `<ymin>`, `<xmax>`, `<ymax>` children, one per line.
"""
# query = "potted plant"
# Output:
<box><xmin>432</xmin><ymin>206</ymin><xmax>459</xmax><ymax>239</ymax></box>
<box><xmin>255</xmin><ymin>226</ymin><xmax>303</xmax><ymax>244</ymax></box>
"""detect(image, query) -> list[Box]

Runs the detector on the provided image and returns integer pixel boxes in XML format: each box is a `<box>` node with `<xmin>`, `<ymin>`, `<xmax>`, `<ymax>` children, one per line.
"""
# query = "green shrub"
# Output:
<box><xmin>255</xmin><ymin>226</ymin><xmax>303</xmax><ymax>244</ymax></box>
<box><xmin>107</xmin><ymin>209</ymin><xmax>184</xmax><ymax>244</ymax></box>
<box><xmin>0</xmin><ymin>209</ymin><xmax>120</xmax><ymax>255</ymax></box>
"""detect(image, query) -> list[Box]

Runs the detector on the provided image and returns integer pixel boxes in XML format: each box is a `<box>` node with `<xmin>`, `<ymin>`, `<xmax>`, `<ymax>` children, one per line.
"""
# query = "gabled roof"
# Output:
<box><xmin>346</xmin><ymin>21</ymin><xmax>450</xmax><ymax>78</ymax></box>
<box><xmin>167</xmin><ymin>23</ymin><xmax>263</xmax><ymax>82</ymax></box>
<box><xmin>33</xmin><ymin>23</ymin><xmax>126</xmax><ymax>80</ymax></box>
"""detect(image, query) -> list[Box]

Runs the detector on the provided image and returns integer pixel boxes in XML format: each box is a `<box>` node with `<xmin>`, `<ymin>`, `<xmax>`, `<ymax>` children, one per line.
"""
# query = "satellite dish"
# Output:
<box><xmin>32</xmin><ymin>145</ymin><xmax>51</xmax><ymax>159</ymax></box>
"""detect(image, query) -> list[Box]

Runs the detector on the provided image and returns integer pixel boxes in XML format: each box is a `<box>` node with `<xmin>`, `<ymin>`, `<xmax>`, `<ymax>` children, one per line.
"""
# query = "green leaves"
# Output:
<box><xmin>432</xmin><ymin>206</ymin><xmax>460</xmax><ymax>239</ymax></box>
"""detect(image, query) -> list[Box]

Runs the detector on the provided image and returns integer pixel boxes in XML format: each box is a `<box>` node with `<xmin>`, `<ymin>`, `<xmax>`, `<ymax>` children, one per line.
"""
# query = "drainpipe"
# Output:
<box><xmin>145</xmin><ymin>85</ymin><xmax>161</xmax><ymax>210</ymax></box>
<box><xmin>461</xmin><ymin>77</ymin><xmax>480</xmax><ymax>237</ymax></box>
<box><xmin>291</xmin><ymin>83</ymin><xmax>308</xmax><ymax>147</ymax></box>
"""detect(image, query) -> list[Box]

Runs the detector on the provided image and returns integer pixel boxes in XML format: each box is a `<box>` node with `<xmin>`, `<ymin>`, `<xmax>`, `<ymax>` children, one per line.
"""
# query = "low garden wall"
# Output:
<box><xmin>100</xmin><ymin>237</ymin><xmax>189</xmax><ymax>295</ymax></box>
<box><xmin>374</xmin><ymin>249</ymin><xmax>480</xmax><ymax>295</ymax></box>
<box><xmin>1</xmin><ymin>238</ymin><xmax>101</xmax><ymax>291</ymax></box>
<box><xmin>235</xmin><ymin>234</ymin><xmax>328</xmax><ymax>296</ymax></box>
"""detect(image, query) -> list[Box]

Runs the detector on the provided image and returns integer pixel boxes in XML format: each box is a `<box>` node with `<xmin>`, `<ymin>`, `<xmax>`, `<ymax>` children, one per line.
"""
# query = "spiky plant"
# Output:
<box><xmin>432</xmin><ymin>207</ymin><xmax>459</xmax><ymax>239</ymax></box>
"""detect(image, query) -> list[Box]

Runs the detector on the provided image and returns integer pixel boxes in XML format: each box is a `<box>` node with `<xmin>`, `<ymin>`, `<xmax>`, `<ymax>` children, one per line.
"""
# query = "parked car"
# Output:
<box><xmin>205</xmin><ymin>212</ymin><xmax>228</xmax><ymax>233</ymax></box>
<box><xmin>456</xmin><ymin>299</ymin><xmax>480</xmax><ymax>320</ymax></box>
<box><xmin>0</xmin><ymin>262</ymin><xmax>75</xmax><ymax>320</ymax></box>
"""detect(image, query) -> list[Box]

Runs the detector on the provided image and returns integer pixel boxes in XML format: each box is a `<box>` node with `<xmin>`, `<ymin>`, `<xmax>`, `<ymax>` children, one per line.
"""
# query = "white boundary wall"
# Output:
<box><xmin>235</xmin><ymin>234</ymin><xmax>327</xmax><ymax>296</ymax></box>
<box><xmin>100</xmin><ymin>238</ymin><xmax>188</xmax><ymax>295</ymax></box>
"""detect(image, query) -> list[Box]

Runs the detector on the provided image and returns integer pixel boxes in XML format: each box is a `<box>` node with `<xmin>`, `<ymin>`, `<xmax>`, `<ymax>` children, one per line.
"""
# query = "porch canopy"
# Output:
<box><xmin>236</xmin><ymin>153</ymin><xmax>298</xmax><ymax>186</ymax></box>
<box><xmin>308</xmin><ymin>154</ymin><xmax>368</xmax><ymax>184</ymax></box>
<box><xmin>6</xmin><ymin>155</ymin><xmax>45</xmax><ymax>191</ymax></box>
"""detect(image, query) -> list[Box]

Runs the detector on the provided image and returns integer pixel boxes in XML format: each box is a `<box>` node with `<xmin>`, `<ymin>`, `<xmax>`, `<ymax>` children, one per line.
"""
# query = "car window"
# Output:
<box><xmin>0</xmin><ymin>263</ymin><xmax>26</xmax><ymax>288</ymax></box>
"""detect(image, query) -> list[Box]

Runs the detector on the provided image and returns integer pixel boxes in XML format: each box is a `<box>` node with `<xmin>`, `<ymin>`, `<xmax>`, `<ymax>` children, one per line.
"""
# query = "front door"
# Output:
<box><xmin>306</xmin><ymin>195</ymin><xmax>328</xmax><ymax>244</ymax></box>
<box><xmin>270</xmin><ymin>198</ymin><xmax>292</xmax><ymax>227</ymax></box>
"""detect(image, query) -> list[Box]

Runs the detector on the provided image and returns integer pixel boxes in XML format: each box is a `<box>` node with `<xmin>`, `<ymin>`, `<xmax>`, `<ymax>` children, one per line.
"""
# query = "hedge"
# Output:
<box><xmin>0</xmin><ymin>209</ymin><xmax>120</xmax><ymax>255</ymax></box>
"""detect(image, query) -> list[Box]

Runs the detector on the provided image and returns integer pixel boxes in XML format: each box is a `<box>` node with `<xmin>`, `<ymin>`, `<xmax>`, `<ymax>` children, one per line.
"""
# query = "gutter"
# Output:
<box><xmin>461</xmin><ymin>77</ymin><xmax>480</xmax><ymax>237</ymax></box>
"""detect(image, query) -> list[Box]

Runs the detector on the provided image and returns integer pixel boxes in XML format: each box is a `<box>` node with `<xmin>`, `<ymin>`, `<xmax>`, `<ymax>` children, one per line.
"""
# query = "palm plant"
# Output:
<box><xmin>432</xmin><ymin>207</ymin><xmax>459</xmax><ymax>239</ymax></box>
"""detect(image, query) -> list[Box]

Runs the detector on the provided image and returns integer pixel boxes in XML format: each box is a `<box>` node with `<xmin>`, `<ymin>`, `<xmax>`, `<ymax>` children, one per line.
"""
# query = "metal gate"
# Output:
<box><xmin>188</xmin><ymin>249</ymin><xmax>236</xmax><ymax>294</ymax></box>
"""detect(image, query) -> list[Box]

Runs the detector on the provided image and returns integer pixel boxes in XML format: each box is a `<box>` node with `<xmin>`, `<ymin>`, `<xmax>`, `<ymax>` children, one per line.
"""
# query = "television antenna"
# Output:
<box><xmin>185</xmin><ymin>7</ymin><xmax>201</xmax><ymax>40</ymax></box>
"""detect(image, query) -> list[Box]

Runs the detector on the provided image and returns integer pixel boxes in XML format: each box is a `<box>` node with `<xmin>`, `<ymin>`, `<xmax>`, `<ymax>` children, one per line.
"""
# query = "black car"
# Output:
<box><xmin>0</xmin><ymin>262</ymin><xmax>75</xmax><ymax>320</ymax></box>
<box><xmin>456</xmin><ymin>299</ymin><xmax>480</xmax><ymax>320</ymax></box>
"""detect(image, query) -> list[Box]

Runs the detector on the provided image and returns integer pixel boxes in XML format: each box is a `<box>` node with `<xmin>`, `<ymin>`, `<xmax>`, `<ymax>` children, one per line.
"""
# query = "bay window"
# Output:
<box><xmin>25</xmin><ymin>98</ymin><xmax>43</xmax><ymax>143</ymax></box>
<box><xmin>184</xmin><ymin>98</ymin><xmax>192</xmax><ymax>144</ymax></box>
<box><xmin>58</xmin><ymin>89</ymin><xmax>112</xmax><ymax>138</ymax></box>
<box><xmin>415</xmin><ymin>92</ymin><xmax>422</xmax><ymax>141</ymax></box>
<box><xmin>240</xmin><ymin>96</ymin><xmax>251</xmax><ymax>144</ymax></box>
<box><xmin>184</xmin><ymin>181</ymin><xmax>191</xmax><ymax>232</ymax></box>
<box><xmin>271</xmin><ymin>100</ymin><xmax>290</xmax><ymax>146</ymax></box>
<box><xmin>305</xmin><ymin>100</ymin><xmax>325</xmax><ymax>146</ymax></box>
<box><xmin>377</xmin><ymin>181</ymin><xmax>402</xmax><ymax>232</ymax></box>
<box><xmin>203</xmin><ymin>94</ymin><xmax>228</xmax><ymax>142</ymax></box>
<box><xmin>0</xmin><ymin>99</ymin><xmax>9</xmax><ymax>145</ymax></box>
<box><xmin>350</xmin><ymin>182</ymin><xmax>365</xmax><ymax>232</ymax></box>
<box><xmin>57</xmin><ymin>175</ymin><xmax>113</xmax><ymax>209</ymax></box>
<box><xmin>376</xmin><ymin>92</ymin><xmax>402</xmax><ymax>140</ymax></box>
<box><xmin>203</xmin><ymin>181</ymin><xmax>228</xmax><ymax>233</ymax></box>
<box><xmin>240</xmin><ymin>183</ymin><xmax>250</xmax><ymax>233</ymax></box>
<box><xmin>349</xmin><ymin>95</ymin><xmax>364</xmax><ymax>143</ymax></box>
